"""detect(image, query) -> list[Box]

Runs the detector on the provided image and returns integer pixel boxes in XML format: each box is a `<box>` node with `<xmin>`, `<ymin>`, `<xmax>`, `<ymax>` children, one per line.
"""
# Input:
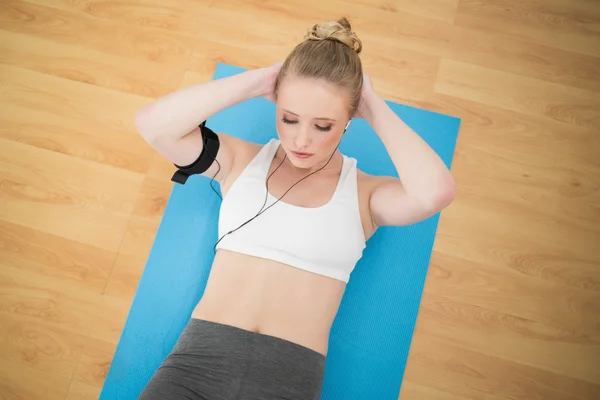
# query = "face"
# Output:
<box><xmin>275</xmin><ymin>76</ymin><xmax>351</xmax><ymax>170</ymax></box>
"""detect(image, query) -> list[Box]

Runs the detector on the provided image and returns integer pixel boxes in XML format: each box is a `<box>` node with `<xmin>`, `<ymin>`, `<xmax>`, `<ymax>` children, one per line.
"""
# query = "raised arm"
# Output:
<box><xmin>134</xmin><ymin>63</ymin><xmax>281</xmax><ymax>183</ymax></box>
<box><xmin>357</xmin><ymin>75</ymin><xmax>456</xmax><ymax>229</ymax></box>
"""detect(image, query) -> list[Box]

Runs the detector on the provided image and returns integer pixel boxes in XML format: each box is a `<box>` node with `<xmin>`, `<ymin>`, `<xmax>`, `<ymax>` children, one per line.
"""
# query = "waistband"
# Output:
<box><xmin>187</xmin><ymin>317</ymin><xmax>326</xmax><ymax>361</ymax></box>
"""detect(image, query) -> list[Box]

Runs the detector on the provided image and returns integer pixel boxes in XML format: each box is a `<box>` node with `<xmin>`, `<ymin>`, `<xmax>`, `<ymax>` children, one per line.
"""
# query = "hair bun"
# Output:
<box><xmin>304</xmin><ymin>17</ymin><xmax>362</xmax><ymax>54</ymax></box>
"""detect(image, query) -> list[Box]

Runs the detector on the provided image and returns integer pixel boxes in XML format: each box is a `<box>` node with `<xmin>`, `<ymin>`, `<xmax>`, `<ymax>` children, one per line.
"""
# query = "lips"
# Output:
<box><xmin>291</xmin><ymin>150</ymin><xmax>314</xmax><ymax>159</ymax></box>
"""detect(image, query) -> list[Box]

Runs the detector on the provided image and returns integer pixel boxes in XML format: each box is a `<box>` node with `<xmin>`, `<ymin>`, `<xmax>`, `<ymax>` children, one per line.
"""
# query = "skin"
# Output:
<box><xmin>274</xmin><ymin>76</ymin><xmax>351</xmax><ymax>174</ymax></box>
<box><xmin>135</xmin><ymin>62</ymin><xmax>455</xmax><ymax>356</ymax></box>
<box><xmin>191</xmin><ymin>76</ymin><xmax>372</xmax><ymax>356</ymax></box>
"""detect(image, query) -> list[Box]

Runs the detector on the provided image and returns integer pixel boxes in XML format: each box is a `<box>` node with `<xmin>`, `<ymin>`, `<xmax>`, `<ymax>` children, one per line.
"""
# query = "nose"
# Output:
<box><xmin>294</xmin><ymin>124</ymin><xmax>311</xmax><ymax>149</ymax></box>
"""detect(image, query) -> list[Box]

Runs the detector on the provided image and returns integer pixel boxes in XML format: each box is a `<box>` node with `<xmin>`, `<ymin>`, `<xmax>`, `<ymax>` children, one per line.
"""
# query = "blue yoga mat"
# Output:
<box><xmin>101</xmin><ymin>63</ymin><xmax>460</xmax><ymax>400</ymax></box>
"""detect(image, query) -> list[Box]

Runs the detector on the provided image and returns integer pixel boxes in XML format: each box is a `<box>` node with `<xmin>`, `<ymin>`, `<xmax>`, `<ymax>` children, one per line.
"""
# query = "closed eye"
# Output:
<box><xmin>282</xmin><ymin>117</ymin><xmax>298</xmax><ymax>124</ymax></box>
<box><xmin>282</xmin><ymin>116</ymin><xmax>332</xmax><ymax>132</ymax></box>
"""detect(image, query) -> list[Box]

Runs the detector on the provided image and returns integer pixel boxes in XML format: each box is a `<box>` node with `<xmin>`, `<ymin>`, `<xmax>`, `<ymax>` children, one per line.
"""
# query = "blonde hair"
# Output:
<box><xmin>275</xmin><ymin>17</ymin><xmax>363</xmax><ymax>116</ymax></box>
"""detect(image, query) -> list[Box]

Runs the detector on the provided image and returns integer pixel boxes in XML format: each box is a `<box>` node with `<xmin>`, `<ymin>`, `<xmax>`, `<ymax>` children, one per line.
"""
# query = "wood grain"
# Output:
<box><xmin>400</xmin><ymin>381</ymin><xmax>466</xmax><ymax>400</ymax></box>
<box><xmin>0</xmin><ymin>29</ymin><xmax>182</xmax><ymax>98</ymax></box>
<box><xmin>0</xmin><ymin>265</ymin><xmax>102</xmax><ymax>336</ymax></box>
<box><xmin>103</xmin><ymin>253</ymin><xmax>146</xmax><ymax>300</ymax></box>
<box><xmin>0</xmin><ymin>0</ymin><xmax>196</xmax><ymax>64</ymax></box>
<box><xmin>210</xmin><ymin>0</ymin><xmax>455</xmax><ymax>57</ymax></box>
<box><xmin>147</xmin><ymin>153</ymin><xmax>178</xmax><ymax>182</ymax></box>
<box><xmin>72</xmin><ymin>336</ymin><xmax>117</xmax><ymax>387</ymax></box>
<box><xmin>444</xmin><ymin>26</ymin><xmax>600</xmax><ymax>92</ymax></box>
<box><xmin>0</xmin><ymin>356</ymin><xmax>71</xmax><ymax>400</ymax></box>
<box><xmin>419</xmin><ymin>256</ymin><xmax>600</xmax><ymax>383</ymax></box>
<box><xmin>132</xmin><ymin>177</ymin><xmax>172</xmax><ymax>220</ymax></box>
<box><xmin>1</xmin><ymin>0</ymin><xmax>599</xmax><ymax>399</ymax></box>
<box><xmin>0</xmin><ymin>220</ymin><xmax>114</xmax><ymax>293</ymax></box>
<box><xmin>102</xmin><ymin>213</ymin><xmax>162</xmax><ymax>297</ymax></box>
<box><xmin>0</xmin><ymin>63</ymin><xmax>150</xmax><ymax>139</ymax></box>
<box><xmin>65</xmin><ymin>380</ymin><xmax>102</xmax><ymax>400</ymax></box>
<box><xmin>0</xmin><ymin>138</ymin><xmax>142</xmax><ymax>251</ymax></box>
<box><xmin>455</xmin><ymin>0</ymin><xmax>600</xmax><ymax>57</ymax></box>
<box><xmin>0</xmin><ymin>313</ymin><xmax>82</xmax><ymax>378</ymax></box>
<box><xmin>28</xmin><ymin>0</ymin><xmax>213</xmax><ymax>33</ymax></box>
<box><xmin>348</xmin><ymin>0</ymin><xmax>459</xmax><ymax>23</ymax></box>
<box><xmin>435</xmin><ymin>59</ymin><xmax>600</xmax><ymax>129</ymax></box>
<box><xmin>85</xmin><ymin>294</ymin><xmax>131</xmax><ymax>344</ymax></box>
<box><xmin>402</xmin><ymin>334</ymin><xmax>600</xmax><ymax>399</ymax></box>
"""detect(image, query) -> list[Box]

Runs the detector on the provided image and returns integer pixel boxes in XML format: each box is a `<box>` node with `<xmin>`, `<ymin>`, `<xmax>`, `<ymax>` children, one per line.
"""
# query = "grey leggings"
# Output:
<box><xmin>138</xmin><ymin>318</ymin><xmax>326</xmax><ymax>400</ymax></box>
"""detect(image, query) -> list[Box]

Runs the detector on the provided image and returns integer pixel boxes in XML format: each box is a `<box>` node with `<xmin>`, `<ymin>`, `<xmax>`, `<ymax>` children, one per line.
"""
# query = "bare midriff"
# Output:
<box><xmin>191</xmin><ymin>249</ymin><xmax>346</xmax><ymax>356</ymax></box>
<box><xmin>191</xmin><ymin>145</ymin><xmax>374</xmax><ymax>356</ymax></box>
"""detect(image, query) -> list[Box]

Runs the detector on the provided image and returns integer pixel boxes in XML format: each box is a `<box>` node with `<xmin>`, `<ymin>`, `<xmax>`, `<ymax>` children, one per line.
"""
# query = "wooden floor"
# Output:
<box><xmin>1</xmin><ymin>0</ymin><xmax>599</xmax><ymax>399</ymax></box>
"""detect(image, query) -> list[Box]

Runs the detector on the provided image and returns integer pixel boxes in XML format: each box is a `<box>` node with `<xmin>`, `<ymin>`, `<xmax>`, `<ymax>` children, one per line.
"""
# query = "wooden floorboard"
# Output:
<box><xmin>0</xmin><ymin>0</ymin><xmax>599</xmax><ymax>398</ymax></box>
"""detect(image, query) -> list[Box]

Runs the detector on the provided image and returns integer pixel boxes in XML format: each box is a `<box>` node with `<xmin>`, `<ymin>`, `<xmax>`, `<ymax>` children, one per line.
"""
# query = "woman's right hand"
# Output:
<box><xmin>260</xmin><ymin>61</ymin><xmax>283</xmax><ymax>103</ymax></box>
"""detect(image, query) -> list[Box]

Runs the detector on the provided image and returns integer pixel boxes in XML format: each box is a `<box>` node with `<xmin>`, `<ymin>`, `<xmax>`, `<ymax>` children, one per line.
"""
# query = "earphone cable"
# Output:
<box><xmin>212</xmin><ymin>141</ymin><xmax>341</xmax><ymax>253</ymax></box>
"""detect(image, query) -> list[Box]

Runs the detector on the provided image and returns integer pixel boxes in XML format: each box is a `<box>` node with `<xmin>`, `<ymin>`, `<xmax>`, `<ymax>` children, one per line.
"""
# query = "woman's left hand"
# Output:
<box><xmin>353</xmin><ymin>72</ymin><xmax>377</xmax><ymax>119</ymax></box>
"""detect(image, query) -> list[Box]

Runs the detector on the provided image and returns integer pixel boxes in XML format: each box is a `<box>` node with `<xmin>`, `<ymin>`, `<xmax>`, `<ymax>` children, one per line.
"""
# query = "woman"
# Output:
<box><xmin>135</xmin><ymin>17</ymin><xmax>455</xmax><ymax>400</ymax></box>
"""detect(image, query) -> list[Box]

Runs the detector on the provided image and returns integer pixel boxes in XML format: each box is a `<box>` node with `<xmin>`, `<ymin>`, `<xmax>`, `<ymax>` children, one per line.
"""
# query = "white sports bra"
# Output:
<box><xmin>216</xmin><ymin>139</ymin><xmax>366</xmax><ymax>283</ymax></box>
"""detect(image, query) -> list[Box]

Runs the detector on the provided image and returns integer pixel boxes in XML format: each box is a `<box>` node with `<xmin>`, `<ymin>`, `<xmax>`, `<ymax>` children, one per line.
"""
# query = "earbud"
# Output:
<box><xmin>343</xmin><ymin>119</ymin><xmax>351</xmax><ymax>134</ymax></box>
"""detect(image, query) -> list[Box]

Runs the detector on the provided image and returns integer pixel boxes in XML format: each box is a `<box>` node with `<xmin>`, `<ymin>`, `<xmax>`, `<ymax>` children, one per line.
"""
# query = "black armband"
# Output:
<box><xmin>171</xmin><ymin>121</ymin><xmax>220</xmax><ymax>185</ymax></box>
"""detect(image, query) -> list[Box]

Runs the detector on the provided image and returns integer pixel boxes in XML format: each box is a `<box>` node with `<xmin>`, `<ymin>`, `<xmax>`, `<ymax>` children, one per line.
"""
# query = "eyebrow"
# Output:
<box><xmin>282</xmin><ymin>109</ymin><xmax>336</xmax><ymax>122</ymax></box>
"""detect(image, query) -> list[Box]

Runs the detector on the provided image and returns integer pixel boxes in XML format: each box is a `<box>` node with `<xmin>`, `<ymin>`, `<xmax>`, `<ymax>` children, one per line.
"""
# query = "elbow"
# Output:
<box><xmin>425</xmin><ymin>175</ymin><xmax>456</xmax><ymax>214</ymax></box>
<box><xmin>442</xmin><ymin>176</ymin><xmax>457</xmax><ymax>207</ymax></box>
<box><xmin>134</xmin><ymin>105</ymin><xmax>157</xmax><ymax>144</ymax></box>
